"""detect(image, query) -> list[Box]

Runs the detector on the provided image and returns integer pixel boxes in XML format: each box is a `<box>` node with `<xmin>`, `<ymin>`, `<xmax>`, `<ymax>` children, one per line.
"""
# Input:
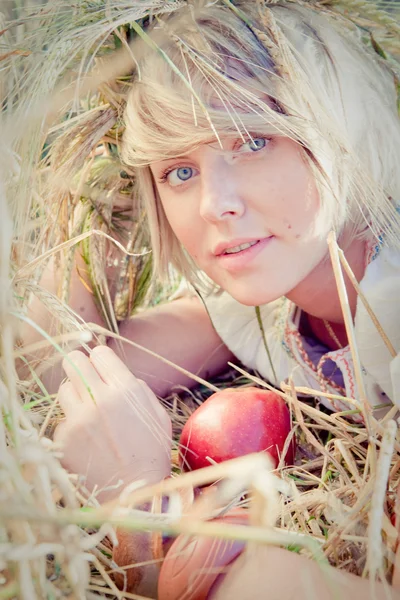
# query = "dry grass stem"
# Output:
<box><xmin>367</xmin><ymin>420</ymin><xmax>397</xmax><ymax>579</ymax></box>
<box><xmin>2</xmin><ymin>1</ymin><xmax>400</xmax><ymax>597</ymax></box>
<box><xmin>327</xmin><ymin>232</ymin><xmax>372</xmax><ymax>430</ymax></box>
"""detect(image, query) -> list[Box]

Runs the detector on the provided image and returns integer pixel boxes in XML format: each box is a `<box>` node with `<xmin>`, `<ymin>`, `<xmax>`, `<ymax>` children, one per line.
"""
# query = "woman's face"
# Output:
<box><xmin>150</xmin><ymin>135</ymin><xmax>330</xmax><ymax>306</ymax></box>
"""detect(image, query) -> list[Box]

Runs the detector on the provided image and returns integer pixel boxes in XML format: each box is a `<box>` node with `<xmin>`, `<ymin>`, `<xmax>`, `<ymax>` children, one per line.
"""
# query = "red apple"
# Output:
<box><xmin>179</xmin><ymin>387</ymin><xmax>295</xmax><ymax>471</ymax></box>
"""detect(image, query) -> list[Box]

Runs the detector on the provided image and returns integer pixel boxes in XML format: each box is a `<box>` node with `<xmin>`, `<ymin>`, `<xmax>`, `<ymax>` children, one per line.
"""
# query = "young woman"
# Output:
<box><xmin>46</xmin><ymin>1</ymin><xmax>400</xmax><ymax>597</ymax></box>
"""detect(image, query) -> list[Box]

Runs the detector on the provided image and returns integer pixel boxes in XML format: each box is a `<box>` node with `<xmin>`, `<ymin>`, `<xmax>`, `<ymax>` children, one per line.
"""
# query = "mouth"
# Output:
<box><xmin>214</xmin><ymin>237</ymin><xmax>268</xmax><ymax>257</ymax></box>
<box><xmin>214</xmin><ymin>236</ymin><xmax>274</xmax><ymax>272</ymax></box>
<box><xmin>222</xmin><ymin>240</ymin><xmax>260</xmax><ymax>255</ymax></box>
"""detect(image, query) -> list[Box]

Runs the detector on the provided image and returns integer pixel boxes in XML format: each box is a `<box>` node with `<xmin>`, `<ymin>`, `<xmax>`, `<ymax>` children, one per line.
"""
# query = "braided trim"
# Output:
<box><xmin>291</xmin><ymin>327</ymin><xmax>346</xmax><ymax>394</ymax></box>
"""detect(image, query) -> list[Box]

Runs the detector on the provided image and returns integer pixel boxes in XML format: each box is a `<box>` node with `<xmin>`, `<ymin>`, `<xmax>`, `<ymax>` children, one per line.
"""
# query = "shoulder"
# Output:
<box><xmin>202</xmin><ymin>290</ymin><xmax>281</xmax><ymax>343</ymax></box>
<box><xmin>355</xmin><ymin>243</ymin><xmax>400</xmax><ymax>400</ymax></box>
<box><xmin>201</xmin><ymin>290</ymin><xmax>294</xmax><ymax>385</ymax></box>
<box><xmin>363</xmin><ymin>241</ymin><xmax>400</xmax><ymax>281</ymax></box>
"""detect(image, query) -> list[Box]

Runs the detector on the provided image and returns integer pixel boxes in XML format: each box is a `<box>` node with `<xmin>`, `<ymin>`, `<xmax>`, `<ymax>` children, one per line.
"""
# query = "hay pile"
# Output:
<box><xmin>1</xmin><ymin>1</ymin><xmax>400</xmax><ymax>598</ymax></box>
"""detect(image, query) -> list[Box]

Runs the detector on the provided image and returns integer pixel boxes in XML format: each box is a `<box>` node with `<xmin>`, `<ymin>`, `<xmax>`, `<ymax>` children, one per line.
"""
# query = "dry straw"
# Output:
<box><xmin>1</xmin><ymin>0</ymin><xmax>400</xmax><ymax>598</ymax></box>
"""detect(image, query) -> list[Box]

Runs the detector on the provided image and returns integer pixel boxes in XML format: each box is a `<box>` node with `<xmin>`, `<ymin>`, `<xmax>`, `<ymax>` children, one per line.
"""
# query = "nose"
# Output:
<box><xmin>199</xmin><ymin>154</ymin><xmax>245</xmax><ymax>223</ymax></box>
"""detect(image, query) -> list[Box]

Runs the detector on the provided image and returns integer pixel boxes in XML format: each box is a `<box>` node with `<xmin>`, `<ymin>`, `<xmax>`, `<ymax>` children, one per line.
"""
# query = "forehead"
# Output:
<box><xmin>123</xmin><ymin>41</ymin><xmax>283</xmax><ymax>168</ymax></box>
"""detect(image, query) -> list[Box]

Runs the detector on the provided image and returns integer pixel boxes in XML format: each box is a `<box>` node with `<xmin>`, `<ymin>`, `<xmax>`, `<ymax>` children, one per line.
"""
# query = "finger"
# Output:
<box><xmin>90</xmin><ymin>346</ymin><xmax>172</xmax><ymax>440</ymax></box>
<box><xmin>138</xmin><ymin>379</ymin><xmax>172</xmax><ymax>433</ymax></box>
<box><xmin>116</xmin><ymin>375</ymin><xmax>170</xmax><ymax>430</ymax></box>
<box><xmin>53</xmin><ymin>419</ymin><xmax>67</xmax><ymax>445</ymax></box>
<box><xmin>128</xmin><ymin>380</ymin><xmax>172</xmax><ymax>457</ymax></box>
<box><xmin>57</xmin><ymin>380</ymin><xmax>83</xmax><ymax>416</ymax></box>
<box><xmin>53</xmin><ymin>419</ymin><xmax>71</xmax><ymax>448</ymax></box>
<box><xmin>62</xmin><ymin>350</ymin><xmax>104</xmax><ymax>402</ymax></box>
<box><xmin>90</xmin><ymin>345</ymin><xmax>134</xmax><ymax>387</ymax></box>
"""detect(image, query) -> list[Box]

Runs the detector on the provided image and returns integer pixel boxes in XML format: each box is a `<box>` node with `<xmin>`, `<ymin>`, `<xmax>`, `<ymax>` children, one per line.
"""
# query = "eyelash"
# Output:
<box><xmin>159</xmin><ymin>166</ymin><xmax>180</xmax><ymax>184</ymax></box>
<box><xmin>233</xmin><ymin>134</ymin><xmax>272</xmax><ymax>153</ymax></box>
<box><xmin>158</xmin><ymin>135</ymin><xmax>272</xmax><ymax>184</ymax></box>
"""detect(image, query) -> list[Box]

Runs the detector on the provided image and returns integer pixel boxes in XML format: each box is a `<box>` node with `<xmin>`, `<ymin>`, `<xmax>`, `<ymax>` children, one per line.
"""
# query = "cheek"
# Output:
<box><xmin>160</xmin><ymin>201</ymin><xmax>200</xmax><ymax>256</ymax></box>
<box><xmin>302</xmin><ymin>177</ymin><xmax>321</xmax><ymax>233</ymax></box>
<box><xmin>280</xmin><ymin>170</ymin><xmax>320</xmax><ymax>238</ymax></box>
<box><xmin>251</xmin><ymin>148</ymin><xmax>319</xmax><ymax>225</ymax></box>
<box><xmin>305</xmin><ymin>173</ymin><xmax>320</xmax><ymax>208</ymax></box>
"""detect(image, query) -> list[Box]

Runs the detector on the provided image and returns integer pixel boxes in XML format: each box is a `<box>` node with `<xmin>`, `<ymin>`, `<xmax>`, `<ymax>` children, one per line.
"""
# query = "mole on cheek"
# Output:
<box><xmin>283</xmin><ymin>218</ymin><xmax>292</xmax><ymax>230</ymax></box>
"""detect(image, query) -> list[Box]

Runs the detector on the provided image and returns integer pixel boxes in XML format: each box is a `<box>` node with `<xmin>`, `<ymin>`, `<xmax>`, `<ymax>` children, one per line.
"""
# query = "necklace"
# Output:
<box><xmin>323</xmin><ymin>319</ymin><xmax>343</xmax><ymax>349</ymax></box>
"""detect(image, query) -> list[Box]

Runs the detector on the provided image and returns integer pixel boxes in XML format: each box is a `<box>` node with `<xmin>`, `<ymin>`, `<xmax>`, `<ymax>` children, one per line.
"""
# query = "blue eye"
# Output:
<box><xmin>166</xmin><ymin>166</ymin><xmax>197</xmax><ymax>187</ymax></box>
<box><xmin>240</xmin><ymin>137</ymin><xmax>269</xmax><ymax>153</ymax></box>
<box><xmin>176</xmin><ymin>167</ymin><xmax>193</xmax><ymax>181</ymax></box>
<box><xmin>250</xmin><ymin>138</ymin><xmax>266</xmax><ymax>151</ymax></box>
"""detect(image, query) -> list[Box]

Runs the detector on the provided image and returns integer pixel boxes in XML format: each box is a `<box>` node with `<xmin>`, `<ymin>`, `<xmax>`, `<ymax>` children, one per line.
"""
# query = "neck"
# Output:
<box><xmin>285</xmin><ymin>234</ymin><xmax>366</xmax><ymax>324</ymax></box>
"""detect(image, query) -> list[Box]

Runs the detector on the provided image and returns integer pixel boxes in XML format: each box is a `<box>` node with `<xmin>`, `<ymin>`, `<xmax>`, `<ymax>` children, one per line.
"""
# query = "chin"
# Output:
<box><xmin>208</xmin><ymin>255</ymin><xmax>325</xmax><ymax>306</ymax></box>
<box><xmin>221</xmin><ymin>269</ymin><xmax>313</xmax><ymax>306</ymax></box>
<box><xmin>223</xmin><ymin>284</ymin><xmax>285</xmax><ymax>307</ymax></box>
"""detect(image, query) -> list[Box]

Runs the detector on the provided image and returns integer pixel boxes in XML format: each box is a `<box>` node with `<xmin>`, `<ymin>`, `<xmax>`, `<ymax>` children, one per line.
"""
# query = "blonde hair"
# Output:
<box><xmin>122</xmin><ymin>1</ymin><xmax>400</xmax><ymax>287</ymax></box>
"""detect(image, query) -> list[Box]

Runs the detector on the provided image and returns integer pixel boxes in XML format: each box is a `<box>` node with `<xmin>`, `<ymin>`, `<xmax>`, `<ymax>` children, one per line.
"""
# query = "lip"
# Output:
<box><xmin>213</xmin><ymin>237</ymin><xmax>267</xmax><ymax>256</ymax></box>
<box><xmin>214</xmin><ymin>236</ymin><xmax>274</xmax><ymax>272</ymax></box>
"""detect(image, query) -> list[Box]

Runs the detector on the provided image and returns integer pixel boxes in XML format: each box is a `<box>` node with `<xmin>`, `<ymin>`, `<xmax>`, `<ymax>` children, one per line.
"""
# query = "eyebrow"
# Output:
<box><xmin>150</xmin><ymin>137</ymin><xmax>220</xmax><ymax>167</ymax></box>
<box><xmin>150</xmin><ymin>130</ymin><xmax>273</xmax><ymax>172</ymax></box>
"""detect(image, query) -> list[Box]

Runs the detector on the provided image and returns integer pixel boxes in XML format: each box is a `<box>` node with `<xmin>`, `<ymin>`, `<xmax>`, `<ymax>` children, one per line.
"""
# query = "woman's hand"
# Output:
<box><xmin>54</xmin><ymin>345</ymin><xmax>172</xmax><ymax>503</ymax></box>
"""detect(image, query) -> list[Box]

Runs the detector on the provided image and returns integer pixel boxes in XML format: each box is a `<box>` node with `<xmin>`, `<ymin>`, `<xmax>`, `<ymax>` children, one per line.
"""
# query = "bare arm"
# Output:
<box><xmin>108</xmin><ymin>295</ymin><xmax>234</xmax><ymax>397</ymax></box>
<box><xmin>20</xmin><ymin>252</ymin><xmax>233</xmax><ymax>396</ymax></box>
<box><xmin>212</xmin><ymin>545</ymin><xmax>400</xmax><ymax>600</ymax></box>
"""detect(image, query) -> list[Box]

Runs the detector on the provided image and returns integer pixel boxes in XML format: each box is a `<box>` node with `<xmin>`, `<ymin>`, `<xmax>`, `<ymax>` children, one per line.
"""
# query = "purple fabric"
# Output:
<box><xmin>301</xmin><ymin>335</ymin><xmax>345</xmax><ymax>388</ymax></box>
